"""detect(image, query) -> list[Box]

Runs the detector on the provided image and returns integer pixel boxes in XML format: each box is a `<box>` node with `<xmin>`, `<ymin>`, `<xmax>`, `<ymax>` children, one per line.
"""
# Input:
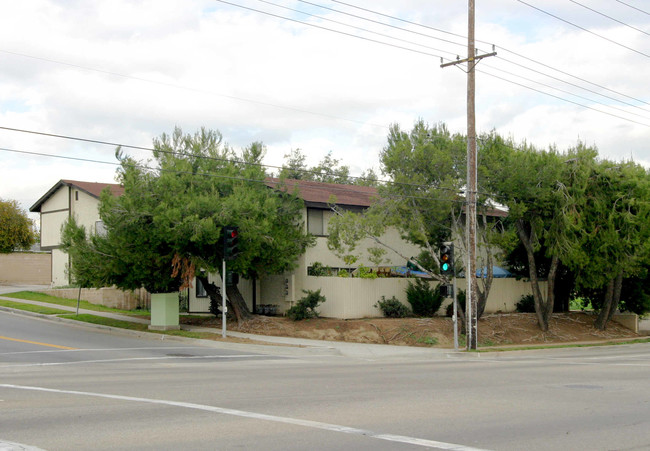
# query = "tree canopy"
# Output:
<box><xmin>62</xmin><ymin>127</ymin><xmax>314</xmax><ymax>321</ymax></box>
<box><xmin>0</xmin><ymin>199</ymin><xmax>36</xmax><ymax>253</ymax></box>
<box><xmin>327</xmin><ymin>120</ymin><xmax>505</xmax><ymax>324</ymax></box>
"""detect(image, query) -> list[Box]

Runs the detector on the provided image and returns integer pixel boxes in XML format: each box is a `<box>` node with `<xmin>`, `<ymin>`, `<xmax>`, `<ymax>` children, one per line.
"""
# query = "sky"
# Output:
<box><xmin>1</xmin><ymin>0</ymin><xmax>649</xmax><ymax>223</ymax></box>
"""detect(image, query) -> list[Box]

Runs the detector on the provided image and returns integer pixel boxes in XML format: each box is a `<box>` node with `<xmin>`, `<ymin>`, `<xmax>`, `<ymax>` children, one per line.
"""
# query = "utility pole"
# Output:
<box><xmin>441</xmin><ymin>0</ymin><xmax>495</xmax><ymax>350</ymax></box>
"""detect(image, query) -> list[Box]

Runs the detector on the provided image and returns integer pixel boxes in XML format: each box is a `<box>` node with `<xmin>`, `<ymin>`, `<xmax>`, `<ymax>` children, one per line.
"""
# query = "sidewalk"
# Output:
<box><xmin>0</xmin><ymin>295</ymin><xmax>459</xmax><ymax>359</ymax></box>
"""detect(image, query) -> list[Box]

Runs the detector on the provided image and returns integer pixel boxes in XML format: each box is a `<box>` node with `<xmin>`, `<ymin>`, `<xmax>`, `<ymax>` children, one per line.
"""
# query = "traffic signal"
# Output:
<box><xmin>226</xmin><ymin>271</ymin><xmax>239</xmax><ymax>286</ymax></box>
<box><xmin>440</xmin><ymin>243</ymin><xmax>454</xmax><ymax>276</ymax></box>
<box><xmin>440</xmin><ymin>284</ymin><xmax>453</xmax><ymax>298</ymax></box>
<box><xmin>223</xmin><ymin>226</ymin><xmax>240</xmax><ymax>260</ymax></box>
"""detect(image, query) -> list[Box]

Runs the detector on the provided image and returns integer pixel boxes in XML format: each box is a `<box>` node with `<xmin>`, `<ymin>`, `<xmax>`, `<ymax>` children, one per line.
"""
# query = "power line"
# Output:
<box><xmin>295</xmin><ymin>0</ymin><xmax>467</xmax><ymax>50</ymax></box>
<box><xmin>516</xmin><ymin>0</ymin><xmax>650</xmax><ymax>58</ymax></box>
<box><xmin>492</xmin><ymin>53</ymin><xmax>650</xmax><ymax>113</ymax></box>
<box><xmin>568</xmin><ymin>0</ymin><xmax>650</xmax><ymax>37</ymax></box>
<box><xmin>254</xmin><ymin>0</ymin><xmax>459</xmax><ymax>57</ymax></box>
<box><xmin>0</xmin><ymin>124</ymin><xmax>471</xmax><ymax>195</ymax></box>
<box><xmin>329</xmin><ymin>0</ymin><xmax>468</xmax><ymax>42</ymax></box>
<box><xmin>480</xmin><ymin>62</ymin><xmax>650</xmax><ymax>123</ymax></box>
<box><xmin>214</xmin><ymin>0</ymin><xmax>446</xmax><ymax>59</ymax></box>
<box><xmin>477</xmin><ymin>67</ymin><xmax>650</xmax><ymax>128</ymax></box>
<box><xmin>220</xmin><ymin>0</ymin><xmax>650</xmax><ymax>128</ymax></box>
<box><xmin>329</xmin><ymin>0</ymin><xmax>650</xmax><ymax>108</ymax></box>
<box><xmin>615</xmin><ymin>0</ymin><xmax>650</xmax><ymax>17</ymax></box>
<box><xmin>0</xmin><ymin>49</ymin><xmax>388</xmax><ymax>131</ymax></box>
<box><xmin>0</xmin><ymin>146</ymin><xmax>470</xmax><ymax>206</ymax></box>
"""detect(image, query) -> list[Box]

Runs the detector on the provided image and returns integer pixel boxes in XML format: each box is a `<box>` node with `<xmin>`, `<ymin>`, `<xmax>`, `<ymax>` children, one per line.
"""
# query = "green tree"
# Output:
<box><xmin>279</xmin><ymin>149</ymin><xmax>352</xmax><ymax>184</ymax></box>
<box><xmin>0</xmin><ymin>199</ymin><xmax>36</xmax><ymax>253</ymax></box>
<box><xmin>483</xmin><ymin>137</ymin><xmax>596</xmax><ymax>331</ymax></box>
<box><xmin>62</xmin><ymin>127</ymin><xmax>314</xmax><ymax>322</ymax></box>
<box><xmin>327</xmin><ymin>121</ymin><xmax>504</xmax><ymax>322</ymax></box>
<box><xmin>564</xmin><ymin>159</ymin><xmax>650</xmax><ymax>330</ymax></box>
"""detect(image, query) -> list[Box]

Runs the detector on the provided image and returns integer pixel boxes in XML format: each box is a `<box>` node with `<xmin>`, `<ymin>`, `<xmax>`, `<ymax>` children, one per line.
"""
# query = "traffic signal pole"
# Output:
<box><xmin>453</xmin><ymin>274</ymin><xmax>459</xmax><ymax>350</ymax></box>
<box><xmin>222</xmin><ymin>258</ymin><xmax>227</xmax><ymax>338</ymax></box>
<box><xmin>221</xmin><ymin>226</ymin><xmax>239</xmax><ymax>339</ymax></box>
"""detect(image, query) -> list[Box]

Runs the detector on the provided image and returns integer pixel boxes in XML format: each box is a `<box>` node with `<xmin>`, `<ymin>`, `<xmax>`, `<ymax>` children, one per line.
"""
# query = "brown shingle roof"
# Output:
<box><xmin>266</xmin><ymin>178</ymin><xmax>377</xmax><ymax>207</ymax></box>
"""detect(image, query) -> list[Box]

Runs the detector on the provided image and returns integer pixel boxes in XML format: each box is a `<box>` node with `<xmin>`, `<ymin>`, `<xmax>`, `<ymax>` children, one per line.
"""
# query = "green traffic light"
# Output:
<box><xmin>441</xmin><ymin>262</ymin><xmax>450</xmax><ymax>272</ymax></box>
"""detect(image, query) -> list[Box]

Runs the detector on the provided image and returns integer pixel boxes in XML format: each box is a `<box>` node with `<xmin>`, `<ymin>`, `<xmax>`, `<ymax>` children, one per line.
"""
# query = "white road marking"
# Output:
<box><xmin>0</xmin><ymin>439</ymin><xmax>46</xmax><ymax>451</ymax></box>
<box><xmin>0</xmin><ymin>384</ymin><xmax>491</xmax><ymax>451</ymax></box>
<box><xmin>0</xmin><ymin>346</ymin><xmax>205</xmax><ymax>355</ymax></box>
<box><xmin>469</xmin><ymin>356</ymin><xmax>650</xmax><ymax>367</ymax></box>
<box><xmin>0</xmin><ymin>354</ymin><xmax>269</xmax><ymax>368</ymax></box>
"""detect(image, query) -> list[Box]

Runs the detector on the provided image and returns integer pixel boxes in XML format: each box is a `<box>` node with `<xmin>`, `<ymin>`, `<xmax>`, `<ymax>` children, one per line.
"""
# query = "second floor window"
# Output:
<box><xmin>307</xmin><ymin>208</ymin><xmax>324</xmax><ymax>236</ymax></box>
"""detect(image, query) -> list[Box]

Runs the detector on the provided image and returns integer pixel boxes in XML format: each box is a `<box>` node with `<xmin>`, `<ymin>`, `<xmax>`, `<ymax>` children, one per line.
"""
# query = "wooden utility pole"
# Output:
<box><xmin>441</xmin><ymin>0</ymin><xmax>495</xmax><ymax>350</ymax></box>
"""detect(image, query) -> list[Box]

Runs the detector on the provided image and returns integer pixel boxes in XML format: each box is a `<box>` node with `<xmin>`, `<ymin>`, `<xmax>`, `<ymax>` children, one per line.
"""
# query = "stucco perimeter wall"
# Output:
<box><xmin>296</xmin><ymin>276</ymin><xmax>545</xmax><ymax>319</ymax></box>
<box><xmin>0</xmin><ymin>253</ymin><xmax>51</xmax><ymax>284</ymax></box>
<box><xmin>43</xmin><ymin>287</ymin><xmax>150</xmax><ymax>310</ymax></box>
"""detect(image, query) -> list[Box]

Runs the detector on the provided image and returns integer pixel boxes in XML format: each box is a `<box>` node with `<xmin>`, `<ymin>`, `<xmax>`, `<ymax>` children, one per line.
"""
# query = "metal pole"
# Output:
<box><xmin>453</xmin><ymin>275</ymin><xmax>458</xmax><ymax>350</ymax></box>
<box><xmin>222</xmin><ymin>258</ymin><xmax>227</xmax><ymax>338</ymax></box>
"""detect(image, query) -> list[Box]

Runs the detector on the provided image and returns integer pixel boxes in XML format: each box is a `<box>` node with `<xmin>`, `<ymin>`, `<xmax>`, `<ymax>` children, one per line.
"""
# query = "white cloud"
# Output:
<box><xmin>0</xmin><ymin>0</ymin><xmax>648</xmax><ymax>212</ymax></box>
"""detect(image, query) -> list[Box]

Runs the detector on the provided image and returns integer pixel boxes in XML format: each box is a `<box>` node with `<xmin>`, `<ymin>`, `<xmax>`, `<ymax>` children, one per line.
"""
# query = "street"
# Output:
<box><xmin>1</xmin><ymin>310</ymin><xmax>650</xmax><ymax>450</ymax></box>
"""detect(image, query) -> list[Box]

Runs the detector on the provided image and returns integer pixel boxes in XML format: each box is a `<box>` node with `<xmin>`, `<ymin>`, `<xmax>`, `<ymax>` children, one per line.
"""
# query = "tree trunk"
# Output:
<box><xmin>197</xmin><ymin>274</ymin><xmax>252</xmax><ymax>324</ymax></box>
<box><xmin>227</xmin><ymin>285</ymin><xmax>253</xmax><ymax>324</ymax></box>
<box><xmin>516</xmin><ymin>220</ymin><xmax>549</xmax><ymax>331</ymax></box>
<box><xmin>545</xmin><ymin>254</ymin><xmax>559</xmax><ymax>326</ymax></box>
<box><xmin>476</xmin><ymin>212</ymin><xmax>494</xmax><ymax>320</ymax></box>
<box><xmin>595</xmin><ymin>278</ymin><xmax>615</xmax><ymax>330</ymax></box>
<box><xmin>595</xmin><ymin>272</ymin><xmax>623</xmax><ymax>330</ymax></box>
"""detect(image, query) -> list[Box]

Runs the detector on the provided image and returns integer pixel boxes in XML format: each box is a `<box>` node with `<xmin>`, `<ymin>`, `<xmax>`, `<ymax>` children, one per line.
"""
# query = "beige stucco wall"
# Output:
<box><xmin>43</xmin><ymin>186</ymin><xmax>69</xmax><ymax>210</ymax></box>
<box><xmin>284</xmin><ymin>276</ymin><xmax>546</xmax><ymax>319</ymax></box>
<box><xmin>39</xmin><ymin>185</ymin><xmax>103</xmax><ymax>286</ymax></box>
<box><xmin>41</xmin><ymin>210</ymin><xmax>68</xmax><ymax>248</ymax></box>
<box><xmin>71</xmin><ymin>189</ymin><xmax>103</xmax><ymax>233</ymax></box>
<box><xmin>0</xmin><ymin>253</ymin><xmax>51</xmax><ymax>284</ymax></box>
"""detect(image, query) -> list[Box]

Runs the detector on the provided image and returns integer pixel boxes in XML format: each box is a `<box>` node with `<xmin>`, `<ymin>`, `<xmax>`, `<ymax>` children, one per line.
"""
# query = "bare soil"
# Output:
<box><xmin>180</xmin><ymin>312</ymin><xmax>641</xmax><ymax>348</ymax></box>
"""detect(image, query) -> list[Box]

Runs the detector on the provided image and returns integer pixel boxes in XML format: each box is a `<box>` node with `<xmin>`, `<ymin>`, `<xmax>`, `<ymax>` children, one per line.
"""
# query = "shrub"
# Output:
<box><xmin>374</xmin><ymin>296</ymin><xmax>410</xmax><ymax>318</ymax></box>
<box><xmin>515</xmin><ymin>294</ymin><xmax>535</xmax><ymax>313</ymax></box>
<box><xmin>357</xmin><ymin>264</ymin><xmax>378</xmax><ymax>279</ymax></box>
<box><xmin>308</xmin><ymin>262</ymin><xmax>332</xmax><ymax>276</ymax></box>
<box><xmin>406</xmin><ymin>279</ymin><xmax>444</xmax><ymax>317</ymax></box>
<box><xmin>287</xmin><ymin>289</ymin><xmax>326</xmax><ymax>321</ymax></box>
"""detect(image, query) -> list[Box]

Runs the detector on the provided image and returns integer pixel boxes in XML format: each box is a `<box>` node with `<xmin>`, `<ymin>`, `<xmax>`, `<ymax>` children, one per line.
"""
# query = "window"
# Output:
<box><xmin>75</xmin><ymin>191</ymin><xmax>79</xmax><ymax>201</ymax></box>
<box><xmin>196</xmin><ymin>279</ymin><xmax>207</xmax><ymax>298</ymax></box>
<box><xmin>307</xmin><ymin>208</ymin><xmax>324</xmax><ymax>236</ymax></box>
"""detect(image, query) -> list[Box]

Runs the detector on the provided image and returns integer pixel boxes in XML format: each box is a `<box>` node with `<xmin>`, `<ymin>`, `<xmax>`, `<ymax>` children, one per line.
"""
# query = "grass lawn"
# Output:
<box><xmin>0</xmin><ymin>299</ymin><xmax>71</xmax><ymax>315</ymax></box>
<box><xmin>3</xmin><ymin>291</ymin><xmax>150</xmax><ymax>317</ymax></box>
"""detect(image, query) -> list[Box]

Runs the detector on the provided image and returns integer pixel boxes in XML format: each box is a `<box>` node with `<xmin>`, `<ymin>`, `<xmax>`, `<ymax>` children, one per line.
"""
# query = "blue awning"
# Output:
<box><xmin>476</xmin><ymin>266</ymin><xmax>512</xmax><ymax>278</ymax></box>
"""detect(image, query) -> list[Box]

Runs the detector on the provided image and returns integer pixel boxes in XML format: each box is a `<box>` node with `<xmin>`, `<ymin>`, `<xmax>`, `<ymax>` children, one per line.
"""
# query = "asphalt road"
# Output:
<box><xmin>1</xmin><ymin>310</ymin><xmax>650</xmax><ymax>451</ymax></box>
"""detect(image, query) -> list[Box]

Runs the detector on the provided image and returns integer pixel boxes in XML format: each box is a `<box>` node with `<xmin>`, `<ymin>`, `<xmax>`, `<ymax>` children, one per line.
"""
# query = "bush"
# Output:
<box><xmin>515</xmin><ymin>294</ymin><xmax>535</xmax><ymax>313</ymax></box>
<box><xmin>445</xmin><ymin>289</ymin><xmax>466</xmax><ymax>317</ymax></box>
<box><xmin>357</xmin><ymin>264</ymin><xmax>378</xmax><ymax>279</ymax></box>
<box><xmin>374</xmin><ymin>296</ymin><xmax>410</xmax><ymax>318</ymax></box>
<box><xmin>406</xmin><ymin>279</ymin><xmax>444</xmax><ymax>317</ymax></box>
<box><xmin>287</xmin><ymin>289</ymin><xmax>326</xmax><ymax>321</ymax></box>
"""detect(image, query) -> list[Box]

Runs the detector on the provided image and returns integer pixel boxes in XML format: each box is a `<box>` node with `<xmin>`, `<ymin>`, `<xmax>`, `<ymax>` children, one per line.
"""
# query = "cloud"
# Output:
<box><xmin>0</xmin><ymin>0</ymin><xmax>648</xmax><ymax>212</ymax></box>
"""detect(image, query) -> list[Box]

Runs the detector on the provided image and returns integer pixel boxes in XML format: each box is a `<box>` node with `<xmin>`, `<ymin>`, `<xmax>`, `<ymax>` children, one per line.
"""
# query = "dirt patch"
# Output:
<box><xmin>180</xmin><ymin>312</ymin><xmax>640</xmax><ymax>348</ymax></box>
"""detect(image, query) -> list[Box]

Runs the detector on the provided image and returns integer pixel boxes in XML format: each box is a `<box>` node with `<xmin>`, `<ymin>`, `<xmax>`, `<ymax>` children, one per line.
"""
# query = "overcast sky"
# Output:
<box><xmin>2</xmin><ymin>0</ymin><xmax>649</xmax><ymax>220</ymax></box>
